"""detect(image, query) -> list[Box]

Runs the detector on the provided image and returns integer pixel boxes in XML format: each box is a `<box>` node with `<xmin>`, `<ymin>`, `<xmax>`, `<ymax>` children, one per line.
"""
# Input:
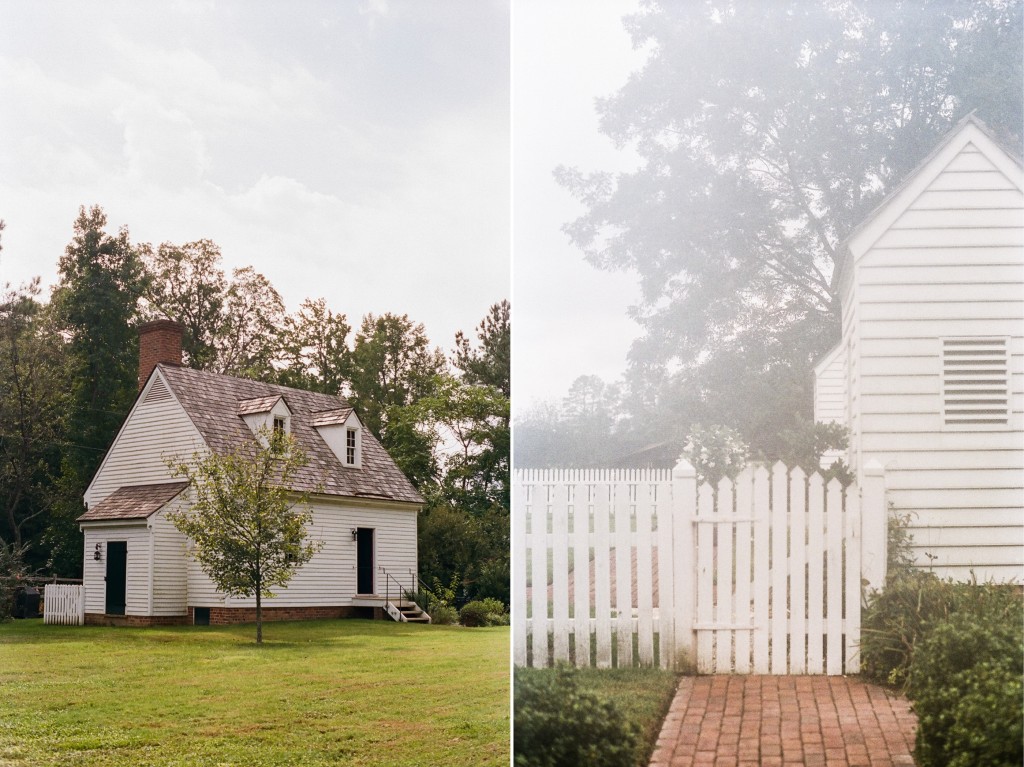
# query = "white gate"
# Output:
<box><xmin>43</xmin><ymin>584</ymin><xmax>85</xmax><ymax>625</ymax></box>
<box><xmin>513</xmin><ymin>460</ymin><xmax>886</xmax><ymax>675</ymax></box>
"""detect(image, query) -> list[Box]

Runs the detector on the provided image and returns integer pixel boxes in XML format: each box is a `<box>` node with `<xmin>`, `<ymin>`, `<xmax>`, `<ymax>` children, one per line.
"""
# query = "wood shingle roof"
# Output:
<box><xmin>157</xmin><ymin>364</ymin><xmax>423</xmax><ymax>505</ymax></box>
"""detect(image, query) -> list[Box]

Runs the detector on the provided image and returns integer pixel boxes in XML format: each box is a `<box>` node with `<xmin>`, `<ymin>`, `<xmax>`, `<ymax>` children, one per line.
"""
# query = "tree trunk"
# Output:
<box><xmin>255</xmin><ymin>588</ymin><xmax>263</xmax><ymax>644</ymax></box>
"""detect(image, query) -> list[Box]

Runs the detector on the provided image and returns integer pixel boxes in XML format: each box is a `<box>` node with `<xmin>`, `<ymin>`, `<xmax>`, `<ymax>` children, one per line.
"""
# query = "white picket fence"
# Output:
<box><xmin>513</xmin><ymin>460</ymin><xmax>887</xmax><ymax>675</ymax></box>
<box><xmin>43</xmin><ymin>584</ymin><xmax>85</xmax><ymax>625</ymax></box>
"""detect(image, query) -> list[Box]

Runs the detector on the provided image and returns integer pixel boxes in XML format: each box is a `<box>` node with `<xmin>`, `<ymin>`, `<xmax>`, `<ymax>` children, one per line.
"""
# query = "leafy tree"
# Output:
<box><xmin>557</xmin><ymin>0</ymin><xmax>1023</xmax><ymax>450</ymax></box>
<box><xmin>213</xmin><ymin>266</ymin><xmax>285</xmax><ymax>379</ymax></box>
<box><xmin>348</xmin><ymin>313</ymin><xmax>447</xmax><ymax>436</ymax></box>
<box><xmin>0</xmin><ymin>281</ymin><xmax>66</xmax><ymax>566</ymax></box>
<box><xmin>46</xmin><ymin>205</ymin><xmax>147</xmax><ymax>575</ymax></box>
<box><xmin>453</xmin><ymin>299</ymin><xmax>510</xmax><ymax>397</ymax></box>
<box><xmin>167</xmin><ymin>429</ymin><xmax>322</xmax><ymax>644</ymax></box>
<box><xmin>276</xmin><ymin>297</ymin><xmax>351</xmax><ymax>395</ymax></box>
<box><xmin>141</xmin><ymin>239</ymin><xmax>226</xmax><ymax>369</ymax></box>
<box><xmin>348</xmin><ymin>313</ymin><xmax>446</xmax><ymax>485</ymax></box>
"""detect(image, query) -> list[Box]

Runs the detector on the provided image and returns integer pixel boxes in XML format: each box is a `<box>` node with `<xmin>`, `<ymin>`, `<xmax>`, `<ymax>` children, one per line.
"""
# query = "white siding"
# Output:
<box><xmin>150</xmin><ymin>497</ymin><xmax>189</xmax><ymax>616</ymax></box>
<box><xmin>81</xmin><ymin>524</ymin><xmax>151</xmax><ymax>615</ymax></box>
<box><xmin>845</xmin><ymin>133</ymin><xmax>1024</xmax><ymax>581</ymax></box>
<box><xmin>187</xmin><ymin>497</ymin><xmax>419</xmax><ymax>608</ymax></box>
<box><xmin>84</xmin><ymin>371</ymin><xmax>207</xmax><ymax>508</ymax></box>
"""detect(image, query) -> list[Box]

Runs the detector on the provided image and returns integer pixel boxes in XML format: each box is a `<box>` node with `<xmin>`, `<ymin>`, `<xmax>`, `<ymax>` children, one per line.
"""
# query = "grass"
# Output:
<box><xmin>514</xmin><ymin>666</ymin><xmax>677</xmax><ymax>766</ymax></box>
<box><xmin>0</xmin><ymin>619</ymin><xmax>508</xmax><ymax>767</ymax></box>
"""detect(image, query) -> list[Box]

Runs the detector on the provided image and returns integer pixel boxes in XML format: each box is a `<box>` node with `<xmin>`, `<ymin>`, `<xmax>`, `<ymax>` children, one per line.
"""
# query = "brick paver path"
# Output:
<box><xmin>649</xmin><ymin>675</ymin><xmax>917</xmax><ymax>767</ymax></box>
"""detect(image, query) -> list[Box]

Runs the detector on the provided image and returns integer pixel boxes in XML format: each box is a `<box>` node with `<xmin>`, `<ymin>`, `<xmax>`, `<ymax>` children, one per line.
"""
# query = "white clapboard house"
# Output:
<box><xmin>78</xmin><ymin>319</ymin><xmax>426</xmax><ymax>625</ymax></box>
<box><xmin>815</xmin><ymin>115</ymin><xmax>1023</xmax><ymax>581</ymax></box>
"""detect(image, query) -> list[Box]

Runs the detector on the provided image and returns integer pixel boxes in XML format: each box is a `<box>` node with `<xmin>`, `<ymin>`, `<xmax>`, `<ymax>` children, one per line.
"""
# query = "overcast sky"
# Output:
<box><xmin>0</xmin><ymin>0</ymin><xmax>509</xmax><ymax>355</ymax></box>
<box><xmin>0</xmin><ymin>0</ymin><xmax>647</xmax><ymax>407</ymax></box>
<box><xmin>512</xmin><ymin>0</ymin><xmax>646</xmax><ymax>411</ymax></box>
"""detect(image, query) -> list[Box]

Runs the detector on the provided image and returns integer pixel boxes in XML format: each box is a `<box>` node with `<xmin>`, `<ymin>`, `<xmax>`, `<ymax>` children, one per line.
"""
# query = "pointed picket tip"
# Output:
<box><xmin>753</xmin><ymin>463</ymin><xmax>770</xmax><ymax>480</ymax></box>
<box><xmin>790</xmin><ymin>465</ymin><xmax>807</xmax><ymax>483</ymax></box>
<box><xmin>826</xmin><ymin>476</ymin><xmax>844</xmax><ymax>493</ymax></box>
<box><xmin>771</xmin><ymin>460</ymin><xmax>788</xmax><ymax>474</ymax></box>
<box><xmin>717</xmin><ymin>475</ymin><xmax>734</xmax><ymax>494</ymax></box>
<box><xmin>673</xmin><ymin>458</ymin><xmax>696</xmax><ymax>478</ymax></box>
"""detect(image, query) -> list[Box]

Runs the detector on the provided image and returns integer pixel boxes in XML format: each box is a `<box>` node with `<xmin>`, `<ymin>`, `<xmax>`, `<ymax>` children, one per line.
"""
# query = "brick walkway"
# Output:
<box><xmin>649</xmin><ymin>676</ymin><xmax>917</xmax><ymax>767</ymax></box>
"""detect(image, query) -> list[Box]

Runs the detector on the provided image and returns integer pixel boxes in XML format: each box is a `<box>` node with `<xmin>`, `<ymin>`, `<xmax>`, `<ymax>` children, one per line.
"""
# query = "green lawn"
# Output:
<box><xmin>0</xmin><ymin>619</ymin><xmax>509</xmax><ymax>767</ymax></box>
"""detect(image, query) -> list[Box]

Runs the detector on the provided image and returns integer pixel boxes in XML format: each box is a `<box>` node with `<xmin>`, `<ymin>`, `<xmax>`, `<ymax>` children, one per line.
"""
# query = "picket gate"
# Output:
<box><xmin>43</xmin><ymin>584</ymin><xmax>85</xmax><ymax>626</ymax></box>
<box><xmin>513</xmin><ymin>460</ymin><xmax>886</xmax><ymax>675</ymax></box>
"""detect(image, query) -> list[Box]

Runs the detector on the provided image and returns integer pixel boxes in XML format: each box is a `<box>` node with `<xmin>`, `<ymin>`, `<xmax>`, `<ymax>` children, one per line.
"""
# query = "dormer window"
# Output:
<box><xmin>238</xmin><ymin>395</ymin><xmax>292</xmax><ymax>445</ymax></box>
<box><xmin>312</xmin><ymin>408</ymin><xmax>363</xmax><ymax>469</ymax></box>
<box><xmin>346</xmin><ymin>428</ymin><xmax>357</xmax><ymax>466</ymax></box>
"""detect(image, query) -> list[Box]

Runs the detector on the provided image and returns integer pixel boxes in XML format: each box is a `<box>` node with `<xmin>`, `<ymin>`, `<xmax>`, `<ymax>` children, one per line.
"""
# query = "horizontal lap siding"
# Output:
<box><xmin>151</xmin><ymin>500</ymin><xmax>188</xmax><ymax>616</ymax></box>
<box><xmin>188</xmin><ymin>499</ymin><xmax>418</xmax><ymax>608</ymax></box>
<box><xmin>82</xmin><ymin>525</ymin><xmax>150</xmax><ymax>615</ymax></box>
<box><xmin>85</xmin><ymin>374</ymin><xmax>207</xmax><ymax>508</ymax></box>
<box><xmin>852</xmin><ymin>142</ymin><xmax>1024</xmax><ymax>580</ymax></box>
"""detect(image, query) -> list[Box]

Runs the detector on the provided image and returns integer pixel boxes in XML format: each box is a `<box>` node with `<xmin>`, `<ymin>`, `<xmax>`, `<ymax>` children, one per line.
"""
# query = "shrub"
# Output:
<box><xmin>459</xmin><ymin>598</ymin><xmax>508</xmax><ymax>627</ymax></box>
<box><xmin>459</xmin><ymin>601</ymin><xmax>489</xmax><ymax>627</ymax></box>
<box><xmin>429</xmin><ymin>604</ymin><xmax>459</xmax><ymax>625</ymax></box>
<box><xmin>514</xmin><ymin>665</ymin><xmax>641</xmax><ymax>767</ymax></box>
<box><xmin>860</xmin><ymin>570</ymin><xmax>1022</xmax><ymax>690</ymax></box>
<box><xmin>908</xmin><ymin>612</ymin><xmax>1023</xmax><ymax>767</ymax></box>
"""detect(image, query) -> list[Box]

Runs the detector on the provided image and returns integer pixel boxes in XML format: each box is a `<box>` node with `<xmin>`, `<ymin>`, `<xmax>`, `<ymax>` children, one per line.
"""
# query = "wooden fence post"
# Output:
<box><xmin>671</xmin><ymin>459</ymin><xmax>696</xmax><ymax>671</ymax></box>
<box><xmin>513</xmin><ymin>475</ymin><xmax>528</xmax><ymax>666</ymax></box>
<box><xmin>861</xmin><ymin>461</ymin><xmax>887</xmax><ymax>594</ymax></box>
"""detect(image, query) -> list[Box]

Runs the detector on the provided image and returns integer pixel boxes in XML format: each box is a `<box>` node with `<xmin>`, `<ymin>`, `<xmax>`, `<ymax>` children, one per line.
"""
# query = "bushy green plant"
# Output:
<box><xmin>514</xmin><ymin>665</ymin><xmax>641</xmax><ymax>767</ymax></box>
<box><xmin>860</xmin><ymin>569</ymin><xmax>1022</xmax><ymax>690</ymax></box>
<box><xmin>429</xmin><ymin>604</ymin><xmax>458</xmax><ymax>625</ymax></box>
<box><xmin>459</xmin><ymin>598</ymin><xmax>508</xmax><ymax>627</ymax></box>
<box><xmin>908</xmin><ymin>612</ymin><xmax>1023</xmax><ymax>767</ymax></box>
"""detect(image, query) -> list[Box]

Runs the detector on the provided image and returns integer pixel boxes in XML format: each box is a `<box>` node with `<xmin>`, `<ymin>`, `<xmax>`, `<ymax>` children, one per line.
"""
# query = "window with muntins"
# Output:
<box><xmin>346</xmin><ymin>428</ymin><xmax>357</xmax><ymax>465</ymax></box>
<box><xmin>273</xmin><ymin>415</ymin><xmax>286</xmax><ymax>435</ymax></box>
<box><xmin>942</xmin><ymin>338</ymin><xmax>1009</xmax><ymax>426</ymax></box>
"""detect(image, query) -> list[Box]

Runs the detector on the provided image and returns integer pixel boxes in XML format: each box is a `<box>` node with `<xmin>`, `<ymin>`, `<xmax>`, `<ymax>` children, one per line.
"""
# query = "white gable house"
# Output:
<box><xmin>815</xmin><ymin>116</ymin><xmax>1023</xmax><ymax>582</ymax></box>
<box><xmin>79</xmin><ymin>319</ymin><xmax>426</xmax><ymax>626</ymax></box>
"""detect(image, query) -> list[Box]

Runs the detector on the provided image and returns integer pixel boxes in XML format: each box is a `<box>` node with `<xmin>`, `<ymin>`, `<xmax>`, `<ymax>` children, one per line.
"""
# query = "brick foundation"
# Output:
<box><xmin>85</xmin><ymin>613</ymin><xmax>190</xmax><ymax>627</ymax></box>
<box><xmin>85</xmin><ymin>605</ymin><xmax>382</xmax><ymax>627</ymax></box>
<box><xmin>192</xmin><ymin>605</ymin><xmax>375</xmax><ymax>624</ymax></box>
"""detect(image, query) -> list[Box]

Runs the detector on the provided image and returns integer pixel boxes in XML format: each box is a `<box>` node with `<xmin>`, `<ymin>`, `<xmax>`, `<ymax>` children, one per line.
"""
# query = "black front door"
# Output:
<box><xmin>105</xmin><ymin>541</ymin><xmax>127</xmax><ymax>615</ymax></box>
<box><xmin>356</xmin><ymin>528</ymin><xmax>374</xmax><ymax>594</ymax></box>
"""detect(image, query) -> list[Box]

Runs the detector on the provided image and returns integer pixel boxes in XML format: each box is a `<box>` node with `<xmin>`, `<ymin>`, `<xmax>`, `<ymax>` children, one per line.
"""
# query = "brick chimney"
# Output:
<box><xmin>138</xmin><ymin>319</ymin><xmax>183</xmax><ymax>391</ymax></box>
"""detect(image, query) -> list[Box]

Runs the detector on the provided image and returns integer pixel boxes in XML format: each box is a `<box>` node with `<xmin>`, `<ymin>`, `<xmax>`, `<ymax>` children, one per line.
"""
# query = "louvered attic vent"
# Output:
<box><xmin>143</xmin><ymin>377</ymin><xmax>171</xmax><ymax>405</ymax></box>
<box><xmin>942</xmin><ymin>338</ymin><xmax>1009</xmax><ymax>426</ymax></box>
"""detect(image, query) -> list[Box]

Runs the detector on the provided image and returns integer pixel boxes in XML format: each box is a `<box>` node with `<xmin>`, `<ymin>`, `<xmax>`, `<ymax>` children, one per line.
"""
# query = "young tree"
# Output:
<box><xmin>167</xmin><ymin>430</ymin><xmax>322</xmax><ymax>643</ymax></box>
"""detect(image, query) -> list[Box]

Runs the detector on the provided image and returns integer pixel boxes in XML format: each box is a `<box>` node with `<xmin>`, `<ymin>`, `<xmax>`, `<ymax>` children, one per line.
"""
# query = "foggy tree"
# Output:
<box><xmin>557</xmin><ymin>0</ymin><xmax>1023</xmax><ymax>448</ymax></box>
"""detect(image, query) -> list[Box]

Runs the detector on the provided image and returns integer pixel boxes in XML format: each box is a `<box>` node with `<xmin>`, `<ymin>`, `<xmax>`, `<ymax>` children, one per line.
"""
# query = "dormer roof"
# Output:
<box><xmin>237</xmin><ymin>395</ymin><xmax>285</xmax><ymax>416</ymax></box>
